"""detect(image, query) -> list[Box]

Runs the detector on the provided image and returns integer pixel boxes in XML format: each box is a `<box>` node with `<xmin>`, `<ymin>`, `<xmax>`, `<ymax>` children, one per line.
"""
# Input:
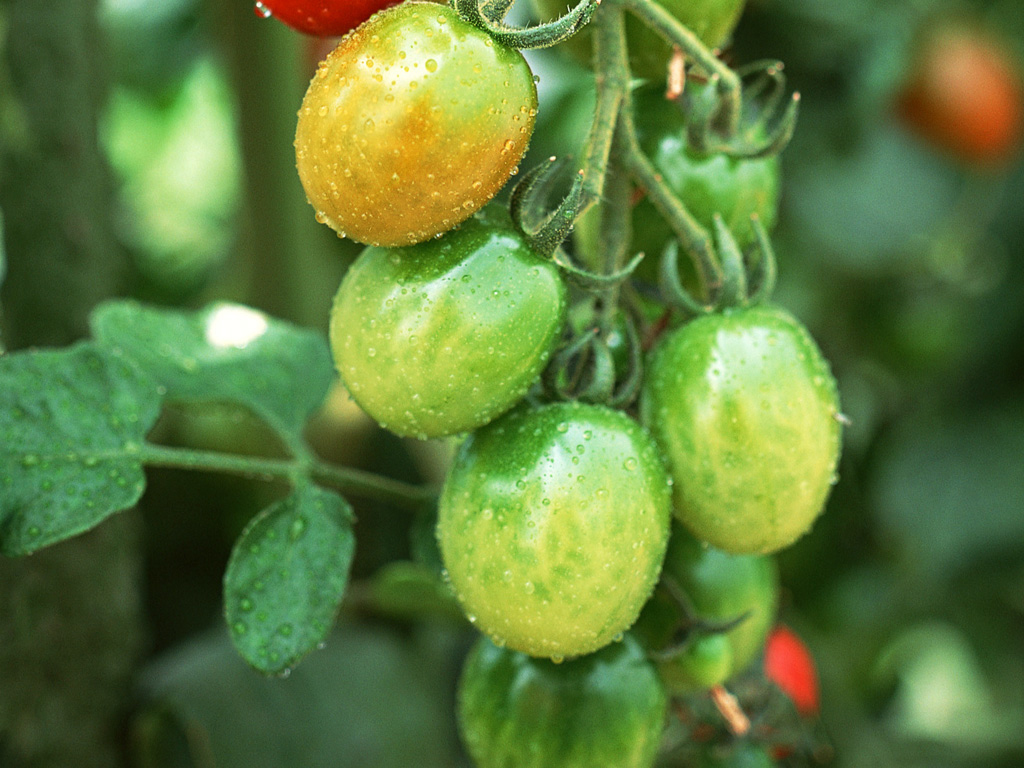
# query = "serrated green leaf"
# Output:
<box><xmin>90</xmin><ymin>300</ymin><xmax>335</xmax><ymax>435</ymax></box>
<box><xmin>224</xmin><ymin>484</ymin><xmax>355</xmax><ymax>675</ymax></box>
<box><xmin>0</xmin><ymin>342</ymin><xmax>162</xmax><ymax>555</ymax></box>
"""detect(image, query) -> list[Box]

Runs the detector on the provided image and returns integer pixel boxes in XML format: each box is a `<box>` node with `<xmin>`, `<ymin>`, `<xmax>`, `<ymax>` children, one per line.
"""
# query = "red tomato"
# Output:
<box><xmin>897</xmin><ymin>23</ymin><xmax>1024</xmax><ymax>166</ymax></box>
<box><xmin>764</xmin><ymin>625</ymin><xmax>819</xmax><ymax>716</ymax></box>
<box><xmin>255</xmin><ymin>0</ymin><xmax>398</xmax><ymax>37</ymax></box>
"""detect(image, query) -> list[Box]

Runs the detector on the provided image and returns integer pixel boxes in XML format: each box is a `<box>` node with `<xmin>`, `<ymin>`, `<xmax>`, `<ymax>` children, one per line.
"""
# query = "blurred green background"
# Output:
<box><xmin>1</xmin><ymin>0</ymin><xmax>1023</xmax><ymax>766</ymax></box>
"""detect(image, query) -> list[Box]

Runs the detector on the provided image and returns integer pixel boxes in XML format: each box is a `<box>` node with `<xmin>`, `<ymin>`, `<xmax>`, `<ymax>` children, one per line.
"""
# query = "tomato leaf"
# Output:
<box><xmin>873</xmin><ymin>402</ymin><xmax>1024</xmax><ymax>578</ymax></box>
<box><xmin>0</xmin><ymin>342</ymin><xmax>162</xmax><ymax>555</ymax></box>
<box><xmin>133</xmin><ymin>625</ymin><xmax>462</xmax><ymax>768</ymax></box>
<box><xmin>223</xmin><ymin>484</ymin><xmax>355</xmax><ymax>675</ymax></box>
<box><xmin>90</xmin><ymin>300</ymin><xmax>334</xmax><ymax>436</ymax></box>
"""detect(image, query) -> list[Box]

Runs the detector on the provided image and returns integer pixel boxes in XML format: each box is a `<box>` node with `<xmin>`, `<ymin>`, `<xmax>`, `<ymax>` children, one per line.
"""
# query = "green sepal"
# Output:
<box><xmin>453</xmin><ymin>0</ymin><xmax>600</xmax><ymax>50</ymax></box>
<box><xmin>658</xmin><ymin>240</ymin><xmax>714</xmax><ymax>317</ymax></box>
<box><xmin>554</xmin><ymin>249</ymin><xmax>645</xmax><ymax>289</ymax></box>
<box><xmin>510</xmin><ymin>157</ymin><xmax>586</xmax><ymax>258</ymax></box>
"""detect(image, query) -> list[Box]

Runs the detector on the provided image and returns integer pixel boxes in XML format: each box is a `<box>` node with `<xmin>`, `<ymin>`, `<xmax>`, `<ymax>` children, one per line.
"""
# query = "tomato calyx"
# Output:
<box><xmin>541</xmin><ymin>303</ymin><xmax>646</xmax><ymax>407</ymax></box>
<box><xmin>646</xmin><ymin>574</ymin><xmax>754</xmax><ymax>669</ymax></box>
<box><xmin>658</xmin><ymin>212</ymin><xmax>777</xmax><ymax>315</ymax></box>
<box><xmin>453</xmin><ymin>0</ymin><xmax>600</xmax><ymax>50</ymax></box>
<box><xmin>678</xmin><ymin>64</ymin><xmax>801</xmax><ymax>160</ymax></box>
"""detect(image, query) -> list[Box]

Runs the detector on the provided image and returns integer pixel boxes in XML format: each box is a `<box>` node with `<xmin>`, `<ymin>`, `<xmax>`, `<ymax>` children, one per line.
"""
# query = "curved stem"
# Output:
<box><xmin>617</xmin><ymin>0</ymin><xmax>742</xmax><ymax>131</ymax></box>
<box><xmin>621</xmin><ymin>114</ymin><xmax>721</xmax><ymax>301</ymax></box>
<box><xmin>138</xmin><ymin>443</ymin><xmax>434</xmax><ymax>511</ymax></box>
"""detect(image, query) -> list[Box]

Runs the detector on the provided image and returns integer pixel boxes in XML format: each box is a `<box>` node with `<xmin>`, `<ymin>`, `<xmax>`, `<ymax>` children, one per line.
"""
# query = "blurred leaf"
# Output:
<box><xmin>787</xmin><ymin>121</ymin><xmax>961</xmax><ymax>273</ymax></box>
<box><xmin>133</xmin><ymin>624</ymin><xmax>463</xmax><ymax>768</ymax></box>
<box><xmin>0</xmin><ymin>342</ymin><xmax>162</xmax><ymax>555</ymax></box>
<box><xmin>91</xmin><ymin>300</ymin><xmax>334</xmax><ymax>436</ymax></box>
<box><xmin>0</xmin><ymin>207</ymin><xmax>6</xmax><ymax>291</ymax></box>
<box><xmin>102</xmin><ymin>59</ymin><xmax>240</xmax><ymax>298</ymax></box>
<box><xmin>223</xmin><ymin>485</ymin><xmax>355</xmax><ymax>675</ymax></box>
<box><xmin>873</xmin><ymin>623</ymin><xmax>1024</xmax><ymax>749</ymax></box>
<box><xmin>368</xmin><ymin>561</ymin><xmax>465</xmax><ymax>623</ymax></box>
<box><xmin>872</xmin><ymin>401</ymin><xmax>1024</xmax><ymax>579</ymax></box>
<box><xmin>100</xmin><ymin>0</ymin><xmax>202</xmax><ymax>95</ymax></box>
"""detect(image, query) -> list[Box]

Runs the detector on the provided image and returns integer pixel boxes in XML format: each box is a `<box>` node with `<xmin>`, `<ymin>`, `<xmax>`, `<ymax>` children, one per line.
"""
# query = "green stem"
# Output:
<box><xmin>617</xmin><ymin>0</ymin><xmax>742</xmax><ymax>132</ymax></box>
<box><xmin>138</xmin><ymin>443</ymin><xmax>434</xmax><ymax>511</ymax></box>
<box><xmin>580</xmin><ymin>3</ymin><xmax>629</xmax><ymax>213</ymax></box>
<box><xmin>620</xmin><ymin>94</ymin><xmax>722</xmax><ymax>303</ymax></box>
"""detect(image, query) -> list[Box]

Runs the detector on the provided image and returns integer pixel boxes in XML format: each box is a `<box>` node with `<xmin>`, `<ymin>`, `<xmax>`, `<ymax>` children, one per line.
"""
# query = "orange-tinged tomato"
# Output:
<box><xmin>294</xmin><ymin>3</ymin><xmax>538</xmax><ymax>246</ymax></box>
<box><xmin>897</xmin><ymin>23</ymin><xmax>1024</xmax><ymax>167</ymax></box>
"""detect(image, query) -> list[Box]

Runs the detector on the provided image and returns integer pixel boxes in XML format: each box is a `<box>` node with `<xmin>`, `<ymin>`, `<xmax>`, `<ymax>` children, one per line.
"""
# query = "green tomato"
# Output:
<box><xmin>631</xmin><ymin>85</ymin><xmax>780</xmax><ymax>276</ymax></box>
<box><xmin>437</xmin><ymin>401</ymin><xmax>672</xmax><ymax>659</ymax></box>
<box><xmin>640</xmin><ymin>306</ymin><xmax>841</xmax><ymax>554</ymax></box>
<box><xmin>458</xmin><ymin>634</ymin><xmax>667</xmax><ymax>768</ymax></box>
<box><xmin>329</xmin><ymin>208</ymin><xmax>566</xmax><ymax>439</ymax></box>
<box><xmin>635</xmin><ymin>524</ymin><xmax>778</xmax><ymax>692</ymax></box>
<box><xmin>531</xmin><ymin>0</ymin><xmax>746</xmax><ymax>80</ymax></box>
<box><xmin>666</xmin><ymin>633</ymin><xmax>733</xmax><ymax>690</ymax></box>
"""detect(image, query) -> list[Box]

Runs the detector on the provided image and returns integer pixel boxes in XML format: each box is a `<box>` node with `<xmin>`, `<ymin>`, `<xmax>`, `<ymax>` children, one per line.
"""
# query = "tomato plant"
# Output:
<box><xmin>634</xmin><ymin>524</ymin><xmax>777</xmax><ymax>692</ymax></box>
<box><xmin>458</xmin><ymin>634</ymin><xmax>668</xmax><ymax>768</ymax></box>
<box><xmin>255</xmin><ymin>0</ymin><xmax>398</xmax><ymax>37</ymax></box>
<box><xmin>1</xmin><ymin>0</ymin><xmax>867</xmax><ymax>761</ymax></box>
<box><xmin>897</xmin><ymin>22</ymin><xmax>1024</xmax><ymax>167</ymax></box>
<box><xmin>437</xmin><ymin>401</ymin><xmax>672</xmax><ymax>660</ymax></box>
<box><xmin>294</xmin><ymin>2</ymin><xmax>537</xmax><ymax>246</ymax></box>
<box><xmin>764</xmin><ymin>625</ymin><xmax>819</xmax><ymax>716</ymax></box>
<box><xmin>329</xmin><ymin>207</ymin><xmax>566</xmax><ymax>439</ymax></box>
<box><xmin>641</xmin><ymin>305</ymin><xmax>842</xmax><ymax>555</ymax></box>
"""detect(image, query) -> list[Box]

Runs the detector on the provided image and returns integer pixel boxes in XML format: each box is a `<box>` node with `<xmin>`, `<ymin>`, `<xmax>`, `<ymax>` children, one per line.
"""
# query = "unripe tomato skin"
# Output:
<box><xmin>458</xmin><ymin>635</ymin><xmax>668</xmax><ymax>768</ymax></box>
<box><xmin>295</xmin><ymin>3</ymin><xmax>537</xmax><ymax>246</ymax></box>
<box><xmin>897</xmin><ymin>23</ymin><xmax>1024</xmax><ymax>167</ymax></box>
<box><xmin>329</xmin><ymin>208</ymin><xmax>566</xmax><ymax>439</ymax></box>
<box><xmin>438</xmin><ymin>402</ymin><xmax>672</xmax><ymax>660</ymax></box>
<box><xmin>641</xmin><ymin>306</ymin><xmax>841</xmax><ymax>554</ymax></box>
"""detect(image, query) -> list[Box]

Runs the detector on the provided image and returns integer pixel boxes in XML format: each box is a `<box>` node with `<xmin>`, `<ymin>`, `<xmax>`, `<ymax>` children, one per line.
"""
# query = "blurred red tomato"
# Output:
<box><xmin>897</xmin><ymin>23</ymin><xmax>1024</xmax><ymax>167</ymax></box>
<box><xmin>764</xmin><ymin>625</ymin><xmax>819</xmax><ymax>716</ymax></box>
<box><xmin>255</xmin><ymin>0</ymin><xmax>397</xmax><ymax>37</ymax></box>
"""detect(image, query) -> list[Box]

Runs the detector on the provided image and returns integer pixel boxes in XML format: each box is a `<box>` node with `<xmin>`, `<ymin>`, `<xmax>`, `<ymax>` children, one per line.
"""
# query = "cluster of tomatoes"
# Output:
<box><xmin>272</xmin><ymin>0</ymin><xmax>836</xmax><ymax>764</ymax></box>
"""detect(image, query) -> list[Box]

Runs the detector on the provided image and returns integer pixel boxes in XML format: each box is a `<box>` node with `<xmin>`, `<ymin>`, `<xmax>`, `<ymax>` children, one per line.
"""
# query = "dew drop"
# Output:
<box><xmin>253</xmin><ymin>1</ymin><xmax>272</xmax><ymax>18</ymax></box>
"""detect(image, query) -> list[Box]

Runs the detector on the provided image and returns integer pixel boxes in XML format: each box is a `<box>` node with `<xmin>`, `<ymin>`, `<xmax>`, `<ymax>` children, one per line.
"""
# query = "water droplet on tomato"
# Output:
<box><xmin>253</xmin><ymin>1</ymin><xmax>272</xmax><ymax>19</ymax></box>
